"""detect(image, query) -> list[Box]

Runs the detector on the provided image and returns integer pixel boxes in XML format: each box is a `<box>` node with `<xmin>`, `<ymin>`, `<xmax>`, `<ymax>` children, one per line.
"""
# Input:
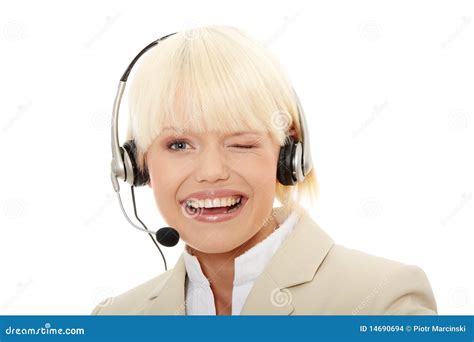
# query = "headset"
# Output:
<box><xmin>110</xmin><ymin>31</ymin><xmax>313</xmax><ymax>271</ymax></box>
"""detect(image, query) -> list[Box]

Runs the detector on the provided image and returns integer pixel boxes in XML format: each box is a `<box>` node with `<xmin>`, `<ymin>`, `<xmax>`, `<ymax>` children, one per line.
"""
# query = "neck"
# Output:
<box><xmin>186</xmin><ymin>215</ymin><xmax>280</xmax><ymax>314</ymax></box>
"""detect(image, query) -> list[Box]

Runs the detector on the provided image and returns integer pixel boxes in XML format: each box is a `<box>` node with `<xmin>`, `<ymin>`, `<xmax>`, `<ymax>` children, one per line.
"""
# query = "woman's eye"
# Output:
<box><xmin>232</xmin><ymin>145</ymin><xmax>255</xmax><ymax>149</ymax></box>
<box><xmin>167</xmin><ymin>140</ymin><xmax>190</xmax><ymax>151</ymax></box>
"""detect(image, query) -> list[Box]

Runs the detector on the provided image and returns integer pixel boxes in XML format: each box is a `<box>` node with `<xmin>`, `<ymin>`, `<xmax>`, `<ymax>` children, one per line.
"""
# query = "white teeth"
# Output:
<box><xmin>186</xmin><ymin>196</ymin><xmax>243</xmax><ymax>209</ymax></box>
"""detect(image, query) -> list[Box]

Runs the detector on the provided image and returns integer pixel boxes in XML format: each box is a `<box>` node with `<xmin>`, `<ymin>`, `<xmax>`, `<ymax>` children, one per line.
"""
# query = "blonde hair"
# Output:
<box><xmin>126</xmin><ymin>25</ymin><xmax>319</xmax><ymax>208</ymax></box>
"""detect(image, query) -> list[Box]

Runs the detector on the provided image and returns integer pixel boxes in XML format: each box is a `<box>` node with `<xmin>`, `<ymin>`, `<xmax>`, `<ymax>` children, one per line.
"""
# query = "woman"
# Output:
<box><xmin>92</xmin><ymin>25</ymin><xmax>437</xmax><ymax>315</ymax></box>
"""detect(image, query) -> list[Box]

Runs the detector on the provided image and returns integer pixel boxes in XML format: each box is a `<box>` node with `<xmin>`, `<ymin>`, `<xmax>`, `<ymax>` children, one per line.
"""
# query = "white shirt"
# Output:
<box><xmin>182</xmin><ymin>210</ymin><xmax>300</xmax><ymax>315</ymax></box>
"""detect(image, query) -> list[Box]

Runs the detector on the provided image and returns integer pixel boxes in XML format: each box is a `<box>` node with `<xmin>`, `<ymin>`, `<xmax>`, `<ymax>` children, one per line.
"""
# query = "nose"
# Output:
<box><xmin>194</xmin><ymin>144</ymin><xmax>230</xmax><ymax>183</ymax></box>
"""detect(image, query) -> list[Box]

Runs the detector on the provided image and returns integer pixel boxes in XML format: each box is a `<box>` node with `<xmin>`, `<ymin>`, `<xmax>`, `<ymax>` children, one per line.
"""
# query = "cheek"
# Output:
<box><xmin>148</xmin><ymin>161</ymin><xmax>183</xmax><ymax>213</ymax></box>
<box><xmin>241</xmin><ymin>152</ymin><xmax>279</xmax><ymax>195</ymax></box>
<box><xmin>148</xmin><ymin>153</ymin><xmax>185</xmax><ymax>191</ymax></box>
<box><xmin>151</xmin><ymin>166</ymin><xmax>179</xmax><ymax>188</ymax></box>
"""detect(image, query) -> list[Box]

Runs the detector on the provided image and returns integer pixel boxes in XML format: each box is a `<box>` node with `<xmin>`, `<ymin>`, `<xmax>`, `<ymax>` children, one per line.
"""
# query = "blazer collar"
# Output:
<box><xmin>140</xmin><ymin>203</ymin><xmax>334</xmax><ymax>315</ymax></box>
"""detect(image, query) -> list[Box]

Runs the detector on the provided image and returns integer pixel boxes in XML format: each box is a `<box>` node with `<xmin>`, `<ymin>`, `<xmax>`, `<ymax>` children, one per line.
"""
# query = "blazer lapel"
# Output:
<box><xmin>138</xmin><ymin>254</ymin><xmax>187</xmax><ymax>315</ymax></box>
<box><xmin>239</xmin><ymin>205</ymin><xmax>335</xmax><ymax>315</ymax></box>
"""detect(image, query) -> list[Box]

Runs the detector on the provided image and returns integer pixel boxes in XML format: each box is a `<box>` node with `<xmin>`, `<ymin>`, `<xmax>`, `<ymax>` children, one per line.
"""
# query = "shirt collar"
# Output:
<box><xmin>182</xmin><ymin>210</ymin><xmax>300</xmax><ymax>287</ymax></box>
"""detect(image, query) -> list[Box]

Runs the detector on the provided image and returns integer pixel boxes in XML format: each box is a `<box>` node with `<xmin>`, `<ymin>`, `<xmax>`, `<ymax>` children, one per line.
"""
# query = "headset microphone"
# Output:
<box><xmin>156</xmin><ymin>227</ymin><xmax>181</xmax><ymax>247</ymax></box>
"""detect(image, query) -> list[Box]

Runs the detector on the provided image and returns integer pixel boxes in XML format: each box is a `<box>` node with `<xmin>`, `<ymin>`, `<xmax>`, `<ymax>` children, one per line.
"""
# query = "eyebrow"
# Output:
<box><xmin>161</xmin><ymin>127</ymin><xmax>264</xmax><ymax>137</ymax></box>
<box><xmin>228</xmin><ymin>131</ymin><xmax>263</xmax><ymax>137</ymax></box>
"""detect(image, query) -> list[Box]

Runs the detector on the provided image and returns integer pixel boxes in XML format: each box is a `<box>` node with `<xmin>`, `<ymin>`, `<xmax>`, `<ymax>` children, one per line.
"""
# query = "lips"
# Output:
<box><xmin>179</xmin><ymin>189</ymin><xmax>248</xmax><ymax>205</ymax></box>
<box><xmin>178</xmin><ymin>189</ymin><xmax>250</xmax><ymax>223</ymax></box>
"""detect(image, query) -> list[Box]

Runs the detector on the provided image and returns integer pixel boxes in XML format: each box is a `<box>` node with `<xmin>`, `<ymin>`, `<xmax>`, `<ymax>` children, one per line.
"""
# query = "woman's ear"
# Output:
<box><xmin>288</xmin><ymin>127</ymin><xmax>298</xmax><ymax>139</ymax></box>
<box><xmin>144</xmin><ymin>153</ymin><xmax>152</xmax><ymax>188</ymax></box>
<box><xmin>147</xmin><ymin>168</ymin><xmax>152</xmax><ymax>188</ymax></box>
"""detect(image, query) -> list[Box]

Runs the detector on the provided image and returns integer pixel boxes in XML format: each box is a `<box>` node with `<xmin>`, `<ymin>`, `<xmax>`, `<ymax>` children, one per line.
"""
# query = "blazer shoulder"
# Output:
<box><xmin>325</xmin><ymin>244</ymin><xmax>407</xmax><ymax>273</ymax></box>
<box><xmin>312</xmin><ymin>244</ymin><xmax>437</xmax><ymax>314</ymax></box>
<box><xmin>91</xmin><ymin>269</ymin><xmax>172</xmax><ymax>315</ymax></box>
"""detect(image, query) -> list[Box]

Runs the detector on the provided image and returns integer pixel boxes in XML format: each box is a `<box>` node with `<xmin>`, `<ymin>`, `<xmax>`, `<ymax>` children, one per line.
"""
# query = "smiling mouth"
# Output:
<box><xmin>185</xmin><ymin>196</ymin><xmax>244</xmax><ymax>215</ymax></box>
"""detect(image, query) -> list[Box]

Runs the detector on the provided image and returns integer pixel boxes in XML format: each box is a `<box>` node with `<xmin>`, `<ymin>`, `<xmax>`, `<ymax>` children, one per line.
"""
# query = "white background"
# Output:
<box><xmin>0</xmin><ymin>0</ymin><xmax>473</xmax><ymax>315</ymax></box>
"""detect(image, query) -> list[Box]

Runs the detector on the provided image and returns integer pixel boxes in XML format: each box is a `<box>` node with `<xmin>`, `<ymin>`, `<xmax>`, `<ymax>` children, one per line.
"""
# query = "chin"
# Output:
<box><xmin>191</xmin><ymin>240</ymin><xmax>245</xmax><ymax>254</ymax></box>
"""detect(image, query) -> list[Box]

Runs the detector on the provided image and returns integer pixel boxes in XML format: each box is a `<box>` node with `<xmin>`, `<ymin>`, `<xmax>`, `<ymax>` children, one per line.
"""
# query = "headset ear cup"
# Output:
<box><xmin>277</xmin><ymin>136</ymin><xmax>297</xmax><ymax>186</ymax></box>
<box><xmin>122</xmin><ymin>140</ymin><xmax>150</xmax><ymax>187</ymax></box>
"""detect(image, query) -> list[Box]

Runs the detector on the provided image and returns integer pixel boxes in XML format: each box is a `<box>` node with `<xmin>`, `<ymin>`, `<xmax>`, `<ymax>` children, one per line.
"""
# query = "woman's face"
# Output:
<box><xmin>146</xmin><ymin>127</ymin><xmax>281</xmax><ymax>254</ymax></box>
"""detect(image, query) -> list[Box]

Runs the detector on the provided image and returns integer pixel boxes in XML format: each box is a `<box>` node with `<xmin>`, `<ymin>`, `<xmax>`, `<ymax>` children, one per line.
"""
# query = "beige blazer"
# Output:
<box><xmin>91</xmin><ymin>205</ymin><xmax>437</xmax><ymax>315</ymax></box>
